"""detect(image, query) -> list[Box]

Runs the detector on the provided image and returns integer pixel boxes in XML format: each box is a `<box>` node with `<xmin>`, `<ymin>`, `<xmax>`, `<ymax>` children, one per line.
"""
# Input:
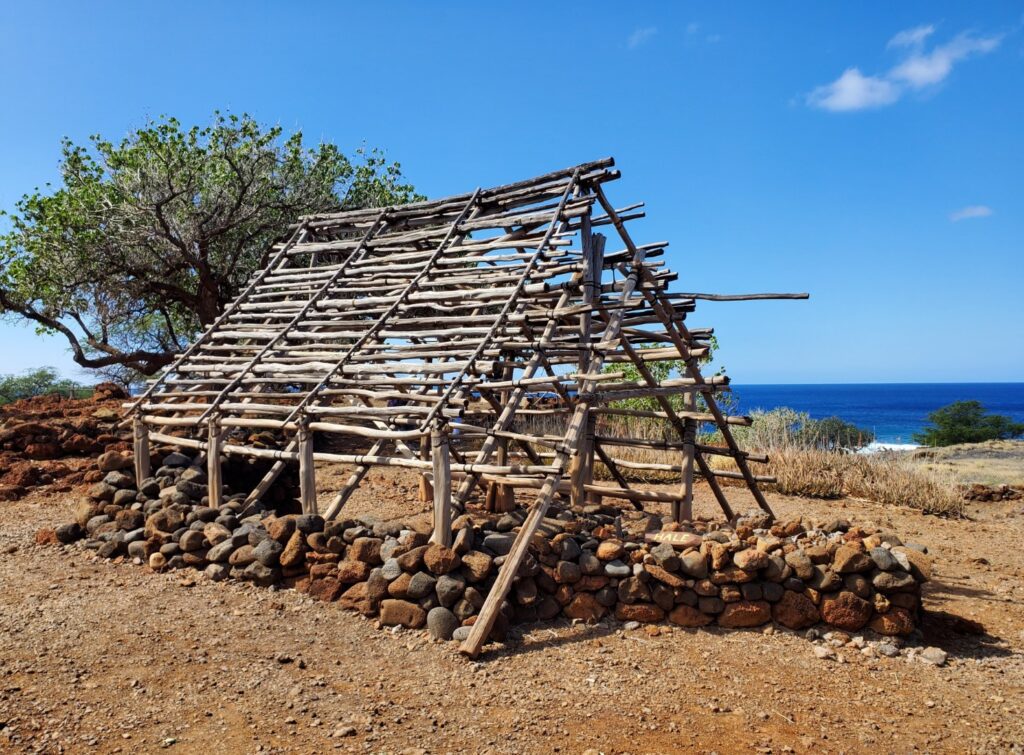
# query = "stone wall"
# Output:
<box><xmin>41</xmin><ymin>449</ymin><xmax>932</xmax><ymax>647</ymax></box>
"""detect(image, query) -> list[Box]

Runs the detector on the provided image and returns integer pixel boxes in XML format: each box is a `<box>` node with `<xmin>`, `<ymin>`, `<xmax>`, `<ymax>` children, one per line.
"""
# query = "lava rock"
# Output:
<box><xmin>820</xmin><ymin>590</ymin><xmax>872</xmax><ymax>631</ymax></box>
<box><xmin>435</xmin><ymin>574</ymin><xmax>466</xmax><ymax>608</ymax></box>
<box><xmin>254</xmin><ymin>538</ymin><xmax>284</xmax><ymax>567</ymax></box>
<box><xmin>426</xmin><ymin>607</ymin><xmax>459</xmax><ymax>640</ymax></box>
<box><xmin>482</xmin><ymin>533</ymin><xmax>515</xmax><ymax>555</ymax></box>
<box><xmin>97</xmin><ymin>451</ymin><xmax>132</xmax><ymax>473</ymax></box>
<box><xmin>379</xmin><ymin>599</ymin><xmax>427</xmax><ymax>629</ymax></box>
<box><xmin>407</xmin><ymin>571</ymin><xmax>437</xmax><ymax>600</ymax></box>
<box><xmin>668</xmin><ymin>604</ymin><xmax>713</xmax><ymax>628</ymax></box>
<box><xmin>460</xmin><ymin>551</ymin><xmax>493</xmax><ymax>582</ymax></box>
<box><xmin>833</xmin><ymin>544</ymin><xmax>873</xmax><ymax>574</ymax></box>
<box><xmin>423</xmin><ymin>544</ymin><xmax>460</xmax><ymax>574</ymax></box>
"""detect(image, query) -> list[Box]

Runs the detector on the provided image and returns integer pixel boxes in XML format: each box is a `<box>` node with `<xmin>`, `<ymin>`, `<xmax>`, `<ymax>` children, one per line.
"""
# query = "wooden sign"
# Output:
<box><xmin>644</xmin><ymin>531</ymin><xmax>703</xmax><ymax>550</ymax></box>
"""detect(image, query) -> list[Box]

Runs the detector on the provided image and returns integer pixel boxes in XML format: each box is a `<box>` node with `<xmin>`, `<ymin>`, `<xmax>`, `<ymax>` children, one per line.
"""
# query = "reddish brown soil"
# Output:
<box><xmin>1</xmin><ymin>466</ymin><xmax>1022</xmax><ymax>753</ymax></box>
<box><xmin>0</xmin><ymin>385</ymin><xmax>129</xmax><ymax>492</ymax></box>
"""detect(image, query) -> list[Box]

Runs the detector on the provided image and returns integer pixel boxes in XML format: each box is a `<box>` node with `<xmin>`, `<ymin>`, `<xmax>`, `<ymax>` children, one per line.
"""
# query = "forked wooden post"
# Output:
<box><xmin>429</xmin><ymin>424</ymin><xmax>452</xmax><ymax>546</ymax></box>
<box><xmin>297</xmin><ymin>421</ymin><xmax>318</xmax><ymax>516</ymax></box>
<box><xmin>207</xmin><ymin>416</ymin><xmax>223</xmax><ymax>509</ymax></box>
<box><xmin>132</xmin><ymin>417</ymin><xmax>151</xmax><ymax>485</ymax></box>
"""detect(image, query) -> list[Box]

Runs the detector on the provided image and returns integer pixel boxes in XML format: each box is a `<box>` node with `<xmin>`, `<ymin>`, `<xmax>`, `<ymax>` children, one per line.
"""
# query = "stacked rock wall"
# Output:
<box><xmin>44</xmin><ymin>449</ymin><xmax>932</xmax><ymax>645</ymax></box>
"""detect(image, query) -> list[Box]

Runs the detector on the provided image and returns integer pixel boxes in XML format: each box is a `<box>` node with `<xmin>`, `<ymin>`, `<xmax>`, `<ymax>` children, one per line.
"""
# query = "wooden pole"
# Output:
<box><xmin>132</xmin><ymin>417</ymin><xmax>151</xmax><ymax>485</ymax></box>
<box><xmin>676</xmin><ymin>392</ymin><xmax>696</xmax><ymax>522</ymax></box>
<box><xmin>429</xmin><ymin>425</ymin><xmax>452</xmax><ymax>546</ymax></box>
<box><xmin>207</xmin><ymin>416</ymin><xmax>223</xmax><ymax>508</ymax></box>
<box><xmin>592</xmin><ymin>185</ymin><xmax>758</xmax><ymax>519</ymax></box>
<box><xmin>575</xmin><ymin>232</ymin><xmax>604</xmax><ymax>507</ymax></box>
<box><xmin>485</xmin><ymin>357</ymin><xmax>515</xmax><ymax>513</ymax></box>
<box><xmin>418</xmin><ymin>431</ymin><xmax>433</xmax><ymax>504</ymax></box>
<box><xmin>243</xmin><ymin>439</ymin><xmax>298</xmax><ymax>506</ymax></box>
<box><xmin>298</xmin><ymin>421</ymin><xmax>317</xmax><ymax>516</ymax></box>
<box><xmin>460</xmin><ymin>230</ymin><xmax>649</xmax><ymax>659</ymax></box>
<box><xmin>321</xmin><ymin>437</ymin><xmax>388</xmax><ymax>520</ymax></box>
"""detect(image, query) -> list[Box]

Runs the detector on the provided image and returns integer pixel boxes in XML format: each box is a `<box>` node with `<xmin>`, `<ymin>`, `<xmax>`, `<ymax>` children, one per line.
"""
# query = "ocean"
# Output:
<box><xmin>731</xmin><ymin>383</ymin><xmax>1024</xmax><ymax>445</ymax></box>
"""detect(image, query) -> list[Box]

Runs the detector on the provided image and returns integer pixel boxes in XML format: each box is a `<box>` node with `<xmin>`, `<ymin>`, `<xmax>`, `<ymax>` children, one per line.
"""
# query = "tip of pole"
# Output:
<box><xmin>458</xmin><ymin>641</ymin><xmax>480</xmax><ymax>659</ymax></box>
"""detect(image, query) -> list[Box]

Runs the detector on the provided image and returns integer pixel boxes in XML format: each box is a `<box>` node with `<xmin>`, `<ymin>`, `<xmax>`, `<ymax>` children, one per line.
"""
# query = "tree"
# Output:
<box><xmin>0</xmin><ymin>367</ymin><xmax>82</xmax><ymax>405</ymax></box>
<box><xmin>913</xmin><ymin>400</ymin><xmax>1024</xmax><ymax>446</ymax></box>
<box><xmin>0</xmin><ymin>113</ymin><xmax>421</xmax><ymax>375</ymax></box>
<box><xmin>799</xmin><ymin>416</ymin><xmax>874</xmax><ymax>450</ymax></box>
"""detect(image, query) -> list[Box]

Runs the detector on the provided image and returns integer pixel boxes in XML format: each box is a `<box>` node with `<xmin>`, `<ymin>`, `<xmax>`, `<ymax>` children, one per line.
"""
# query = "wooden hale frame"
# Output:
<box><xmin>123</xmin><ymin>159</ymin><xmax>806</xmax><ymax>657</ymax></box>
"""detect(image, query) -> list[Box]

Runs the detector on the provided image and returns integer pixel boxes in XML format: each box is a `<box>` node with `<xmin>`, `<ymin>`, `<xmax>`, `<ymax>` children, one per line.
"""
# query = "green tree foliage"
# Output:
<box><xmin>913</xmin><ymin>400</ymin><xmax>1024</xmax><ymax>446</ymax></box>
<box><xmin>0</xmin><ymin>113</ymin><xmax>421</xmax><ymax>374</ymax></box>
<box><xmin>603</xmin><ymin>337</ymin><xmax>736</xmax><ymax>414</ymax></box>
<box><xmin>807</xmin><ymin>416</ymin><xmax>875</xmax><ymax>450</ymax></box>
<box><xmin>0</xmin><ymin>367</ymin><xmax>82</xmax><ymax>405</ymax></box>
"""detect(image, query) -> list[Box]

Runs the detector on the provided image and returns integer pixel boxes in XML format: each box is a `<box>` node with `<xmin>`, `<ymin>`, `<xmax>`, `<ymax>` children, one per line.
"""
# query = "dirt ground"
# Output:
<box><xmin>2</xmin><ymin>467</ymin><xmax>1023</xmax><ymax>754</ymax></box>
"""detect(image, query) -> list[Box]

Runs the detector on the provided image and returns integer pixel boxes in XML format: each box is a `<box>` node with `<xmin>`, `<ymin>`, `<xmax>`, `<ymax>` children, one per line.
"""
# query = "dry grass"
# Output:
<box><xmin>517</xmin><ymin>411</ymin><xmax>965</xmax><ymax>516</ymax></box>
<box><xmin>910</xmin><ymin>439</ymin><xmax>1024</xmax><ymax>487</ymax></box>
<box><xmin>757</xmin><ymin>447</ymin><xmax>965</xmax><ymax>516</ymax></box>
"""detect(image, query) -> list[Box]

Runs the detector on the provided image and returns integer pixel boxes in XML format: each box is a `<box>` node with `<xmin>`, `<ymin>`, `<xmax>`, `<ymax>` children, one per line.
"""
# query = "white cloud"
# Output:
<box><xmin>891</xmin><ymin>31</ymin><xmax>1002</xmax><ymax>88</ymax></box>
<box><xmin>808</xmin><ymin>25</ymin><xmax>1003</xmax><ymax>112</ymax></box>
<box><xmin>627</xmin><ymin>26</ymin><xmax>657</xmax><ymax>49</ymax></box>
<box><xmin>888</xmin><ymin>24</ymin><xmax>935</xmax><ymax>49</ymax></box>
<box><xmin>807</xmin><ymin>68</ymin><xmax>900</xmax><ymax>111</ymax></box>
<box><xmin>950</xmin><ymin>205</ymin><xmax>994</xmax><ymax>222</ymax></box>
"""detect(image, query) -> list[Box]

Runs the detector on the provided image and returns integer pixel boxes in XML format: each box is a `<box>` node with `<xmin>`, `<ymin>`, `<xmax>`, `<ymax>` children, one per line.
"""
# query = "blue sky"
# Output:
<box><xmin>1</xmin><ymin>2</ymin><xmax>1021</xmax><ymax>384</ymax></box>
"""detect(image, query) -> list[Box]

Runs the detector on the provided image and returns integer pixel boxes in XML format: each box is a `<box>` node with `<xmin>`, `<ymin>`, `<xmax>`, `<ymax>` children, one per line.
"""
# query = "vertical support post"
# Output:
<box><xmin>207</xmin><ymin>416</ymin><xmax>223</xmax><ymax>508</ymax></box>
<box><xmin>429</xmin><ymin>424</ymin><xmax>452</xmax><ymax>546</ymax></box>
<box><xmin>485</xmin><ymin>357</ymin><xmax>515</xmax><ymax>513</ymax></box>
<box><xmin>676</xmin><ymin>393</ymin><xmax>697</xmax><ymax>522</ymax></box>
<box><xmin>298</xmin><ymin>420</ymin><xmax>317</xmax><ymax>516</ymax></box>
<box><xmin>133</xmin><ymin>417</ymin><xmax>151</xmax><ymax>487</ymax></box>
<box><xmin>484</xmin><ymin>440</ymin><xmax>516</xmax><ymax>512</ymax></box>
<box><xmin>418</xmin><ymin>431</ymin><xmax>433</xmax><ymax>504</ymax></box>
<box><xmin>570</xmin><ymin>227</ymin><xmax>605</xmax><ymax>508</ymax></box>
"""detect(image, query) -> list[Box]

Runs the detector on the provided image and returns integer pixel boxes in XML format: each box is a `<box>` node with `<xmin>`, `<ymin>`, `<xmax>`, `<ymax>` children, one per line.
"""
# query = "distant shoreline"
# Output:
<box><xmin>731</xmin><ymin>382</ymin><xmax>1024</xmax><ymax>445</ymax></box>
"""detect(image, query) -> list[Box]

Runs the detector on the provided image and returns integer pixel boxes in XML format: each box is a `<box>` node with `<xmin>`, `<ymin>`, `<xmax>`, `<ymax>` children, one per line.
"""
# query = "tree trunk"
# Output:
<box><xmin>195</xmin><ymin>265</ymin><xmax>222</xmax><ymax>325</ymax></box>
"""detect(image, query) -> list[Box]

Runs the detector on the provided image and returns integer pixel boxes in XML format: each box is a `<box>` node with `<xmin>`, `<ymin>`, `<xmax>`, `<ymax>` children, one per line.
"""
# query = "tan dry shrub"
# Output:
<box><xmin>764</xmin><ymin>448</ymin><xmax>845</xmax><ymax>498</ymax></box>
<box><xmin>519</xmin><ymin>410</ymin><xmax>965</xmax><ymax>516</ymax></box>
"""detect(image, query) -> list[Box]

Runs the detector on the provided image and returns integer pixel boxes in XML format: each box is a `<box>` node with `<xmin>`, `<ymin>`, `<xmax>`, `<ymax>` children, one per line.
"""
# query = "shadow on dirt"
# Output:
<box><xmin>926</xmin><ymin>575</ymin><xmax>998</xmax><ymax>601</ymax></box>
<box><xmin>920</xmin><ymin>607</ymin><xmax>1013</xmax><ymax>660</ymax></box>
<box><xmin>477</xmin><ymin>620</ymin><xmax>619</xmax><ymax>660</ymax></box>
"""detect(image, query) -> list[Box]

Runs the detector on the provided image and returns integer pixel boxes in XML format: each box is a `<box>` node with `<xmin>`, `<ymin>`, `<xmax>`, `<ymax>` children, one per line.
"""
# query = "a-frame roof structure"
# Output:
<box><xmin>126</xmin><ymin>158</ymin><xmax>803</xmax><ymax>656</ymax></box>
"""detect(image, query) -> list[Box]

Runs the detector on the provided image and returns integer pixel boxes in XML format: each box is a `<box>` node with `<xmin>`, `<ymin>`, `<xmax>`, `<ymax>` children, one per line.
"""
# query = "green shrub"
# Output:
<box><xmin>0</xmin><ymin>367</ymin><xmax>83</xmax><ymax>405</ymax></box>
<box><xmin>913</xmin><ymin>401</ymin><xmax>1024</xmax><ymax>446</ymax></box>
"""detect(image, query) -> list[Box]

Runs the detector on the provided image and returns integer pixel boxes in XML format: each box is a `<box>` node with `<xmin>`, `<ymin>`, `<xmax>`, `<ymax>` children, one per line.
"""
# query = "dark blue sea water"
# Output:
<box><xmin>732</xmin><ymin>383</ymin><xmax>1024</xmax><ymax>445</ymax></box>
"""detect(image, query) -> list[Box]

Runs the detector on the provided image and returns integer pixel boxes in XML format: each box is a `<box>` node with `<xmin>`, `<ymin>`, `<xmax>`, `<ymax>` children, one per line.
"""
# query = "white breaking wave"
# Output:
<box><xmin>857</xmin><ymin>441</ymin><xmax>920</xmax><ymax>454</ymax></box>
